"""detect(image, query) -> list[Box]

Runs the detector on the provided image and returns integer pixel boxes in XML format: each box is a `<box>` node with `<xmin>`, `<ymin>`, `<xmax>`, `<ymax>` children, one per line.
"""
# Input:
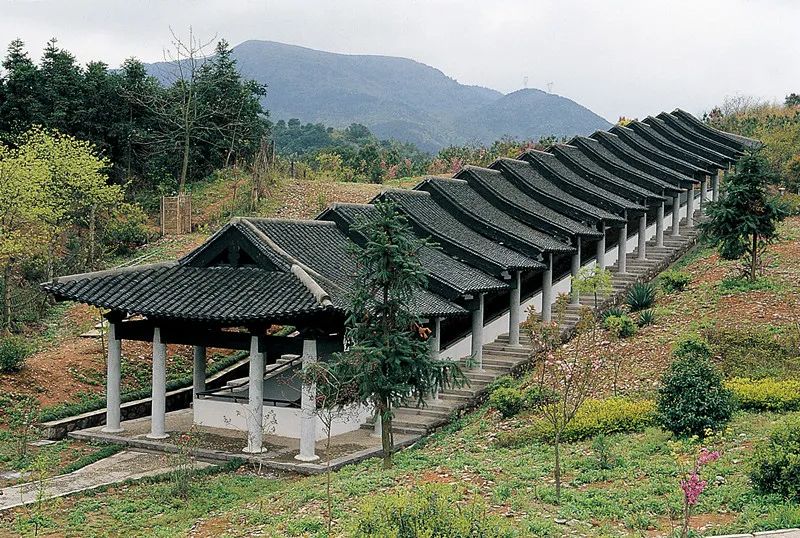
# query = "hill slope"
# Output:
<box><xmin>146</xmin><ymin>40</ymin><xmax>611</xmax><ymax>151</ymax></box>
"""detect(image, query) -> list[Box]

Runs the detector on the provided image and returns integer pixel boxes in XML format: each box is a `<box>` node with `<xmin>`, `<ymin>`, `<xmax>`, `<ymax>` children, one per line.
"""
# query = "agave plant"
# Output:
<box><xmin>638</xmin><ymin>308</ymin><xmax>656</xmax><ymax>327</ymax></box>
<box><xmin>600</xmin><ymin>305</ymin><xmax>626</xmax><ymax>322</ymax></box>
<box><xmin>626</xmin><ymin>282</ymin><xmax>657</xmax><ymax>312</ymax></box>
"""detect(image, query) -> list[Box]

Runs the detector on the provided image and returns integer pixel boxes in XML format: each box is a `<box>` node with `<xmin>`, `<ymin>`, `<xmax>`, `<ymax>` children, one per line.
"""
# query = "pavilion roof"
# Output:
<box><xmin>582</xmin><ymin>132</ymin><xmax>698</xmax><ymax>188</ymax></box>
<box><xmin>655</xmin><ymin>113</ymin><xmax>743</xmax><ymax>159</ymax></box>
<box><xmin>671</xmin><ymin>109</ymin><xmax>761</xmax><ymax>151</ymax></box>
<box><xmin>417</xmin><ymin>177</ymin><xmax>575</xmax><ymax>255</ymax></box>
<box><xmin>551</xmin><ymin>141</ymin><xmax>672</xmax><ymax>199</ymax></box>
<box><xmin>317</xmin><ymin>203</ymin><xmax>509</xmax><ymax>298</ymax></box>
<box><xmin>641</xmin><ymin>116</ymin><xmax>735</xmax><ymax>165</ymax></box>
<box><xmin>454</xmin><ymin>166</ymin><xmax>602</xmax><ymax>240</ymax></box>
<box><xmin>377</xmin><ymin>189</ymin><xmax>544</xmax><ymax>276</ymax></box>
<box><xmin>491</xmin><ymin>158</ymin><xmax>626</xmax><ymax>224</ymax></box>
<box><xmin>518</xmin><ymin>150</ymin><xmax>648</xmax><ymax>214</ymax></box>
<box><xmin>615</xmin><ymin>122</ymin><xmax>723</xmax><ymax>171</ymax></box>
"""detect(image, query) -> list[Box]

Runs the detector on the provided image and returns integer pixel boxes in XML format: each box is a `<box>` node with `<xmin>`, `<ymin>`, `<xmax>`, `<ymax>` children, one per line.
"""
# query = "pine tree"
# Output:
<box><xmin>330</xmin><ymin>201</ymin><xmax>464</xmax><ymax>469</ymax></box>
<box><xmin>700</xmin><ymin>152</ymin><xmax>787</xmax><ymax>281</ymax></box>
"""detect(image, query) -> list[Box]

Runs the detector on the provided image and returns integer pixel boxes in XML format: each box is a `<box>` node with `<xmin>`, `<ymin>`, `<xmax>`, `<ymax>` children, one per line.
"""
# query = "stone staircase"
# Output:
<box><xmin>365</xmin><ymin>214</ymin><xmax>702</xmax><ymax>437</ymax></box>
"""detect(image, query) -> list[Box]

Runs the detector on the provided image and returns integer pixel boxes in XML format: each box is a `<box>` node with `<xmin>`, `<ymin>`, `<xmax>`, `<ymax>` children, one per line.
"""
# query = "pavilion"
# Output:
<box><xmin>42</xmin><ymin>110</ymin><xmax>758</xmax><ymax>462</ymax></box>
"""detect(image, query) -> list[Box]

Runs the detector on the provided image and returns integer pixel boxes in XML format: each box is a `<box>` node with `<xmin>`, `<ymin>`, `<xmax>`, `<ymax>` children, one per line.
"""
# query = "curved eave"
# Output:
<box><xmin>642</xmin><ymin>116</ymin><xmax>736</xmax><ymax>165</ymax></box>
<box><xmin>627</xmin><ymin>121</ymin><xmax>725</xmax><ymax>170</ymax></box>
<box><xmin>671</xmin><ymin>109</ymin><xmax>761</xmax><ymax>151</ymax></box>
<box><xmin>607</xmin><ymin>127</ymin><xmax>711</xmax><ymax>176</ymax></box>
<box><xmin>656</xmin><ymin>113</ymin><xmax>743</xmax><ymax>159</ymax></box>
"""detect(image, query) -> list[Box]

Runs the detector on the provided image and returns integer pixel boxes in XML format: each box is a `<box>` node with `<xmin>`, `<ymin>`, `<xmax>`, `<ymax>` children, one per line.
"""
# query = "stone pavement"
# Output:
<box><xmin>0</xmin><ymin>450</ymin><xmax>211</xmax><ymax>511</ymax></box>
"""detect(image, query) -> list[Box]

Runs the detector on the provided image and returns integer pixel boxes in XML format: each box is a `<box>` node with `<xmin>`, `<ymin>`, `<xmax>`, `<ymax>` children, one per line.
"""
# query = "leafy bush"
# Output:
<box><xmin>672</xmin><ymin>335</ymin><xmax>712</xmax><ymax>361</ymax></box>
<box><xmin>637</xmin><ymin>309</ymin><xmax>656</xmax><ymax>327</ymax></box>
<box><xmin>600</xmin><ymin>306</ymin><xmax>626</xmax><ymax>322</ymax></box>
<box><xmin>489</xmin><ymin>387</ymin><xmax>525</xmax><ymax>418</ymax></box>
<box><xmin>100</xmin><ymin>203</ymin><xmax>150</xmax><ymax>256</ymax></box>
<box><xmin>656</xmin><ymin>353</ymin><xmax>735</xmax><ymax>437</ymax></box>
<box><xmin>350</xmin><ymin>484</ymin><xmax>516</xmax><ymax>537</ymax></box>
<box><xmin>523</xmin><ymin>385</ymin><xmax>559</xmax><ymax>410</ymax></box>
<box><xmin>782</xmin><ymin>192</ymin><xmax>800</xmax><ymax>216</ymax></box>
<box><xmin>750</xmin><ymin>416</ymin><xmax>800</xmax><ymax>501</ymax></box>
<box><xmin>496</xmin><ymin>398</ymin><xmax>655</xmax><ymax>447</ymax></box>
<box><xmin>0</xmin><ymin>335</ymin><xmax>29</xmax><ymax>373</ymax></box>
<box><xmin>660</xmin><ymin>270</ymin><xmax>691</xmax><ymax>293</ymax></box>
<box><xmin>718</xmin><ymin>276</ymin><xmax>779</xmax><ymax>294</ymax></box>
<box><xmin>604</xmin><ymin>314</ymin><xmax>638</xmax><ymax>338</ymax></box>
<box><xmin>726</xmin><ymin>377</ymin><xmax>800</xmax><ymax>412</ymax></box>
<box><xmin>626</xmin><ymin>282</ymin><xmax>657</xmax><ymax>311</ymax></box>
<box><xmin>486</xmin><ymin>376</ymin><xmax>516</xmax><ymax>395</ymax></box>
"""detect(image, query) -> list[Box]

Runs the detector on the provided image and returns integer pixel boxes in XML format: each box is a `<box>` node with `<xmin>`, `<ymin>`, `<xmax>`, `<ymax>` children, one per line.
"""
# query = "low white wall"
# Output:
<box><xmin>193</xmin><ymin>398</ymin><xmax>372</xmax><ymax>440</ymax></box>
<box><xmin>440</xmin><ymin>193</ymin><xmax>698</xmax><ymax>361</ymax></box>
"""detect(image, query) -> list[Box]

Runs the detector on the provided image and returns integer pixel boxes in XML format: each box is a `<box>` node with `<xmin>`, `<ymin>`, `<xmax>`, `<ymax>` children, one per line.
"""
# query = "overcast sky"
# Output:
<box><xmin>2</xmin><ymin>0</ymin><xmax>798</xmax><ymax>122</ymax></box>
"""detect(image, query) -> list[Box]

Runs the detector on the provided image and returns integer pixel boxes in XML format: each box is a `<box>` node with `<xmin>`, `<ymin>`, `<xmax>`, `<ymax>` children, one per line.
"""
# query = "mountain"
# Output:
<box><xmin>146</xmin><ymin>40</ymin><xmax>611</xmax><ymax>152</ymax></box>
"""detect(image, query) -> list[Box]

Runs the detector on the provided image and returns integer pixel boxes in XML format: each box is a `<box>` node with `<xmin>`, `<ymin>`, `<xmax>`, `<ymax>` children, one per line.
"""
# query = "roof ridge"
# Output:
<box><xmin>47</xmin><ymin>261</ymin><xmax>177</xmax><ymax>284</ymax></box>
<box><xmin>244</xmin><ymin>217</ymin><xmax>335</xmax><ymax>226</ymax></box>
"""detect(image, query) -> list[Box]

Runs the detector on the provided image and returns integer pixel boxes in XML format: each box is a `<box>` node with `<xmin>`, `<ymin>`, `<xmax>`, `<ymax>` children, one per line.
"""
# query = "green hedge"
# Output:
<box><xmin>727</xmin><ymin>377</ymin><xmax>800</xmax><ymax>412</ymax></box>
<box><xmin>496</xmin><ymin>397</ymin><xmax>655</xmax><ymax>447</ymax></box>
<box><xmin>61</xmin><ymin>443</ymin><xmax>124</xmax><ymax>474</ymax></box>
<box><xmin>38</xmin><ymin>351</ymin><xmax>247</xmax><ymax>423</ymax></box>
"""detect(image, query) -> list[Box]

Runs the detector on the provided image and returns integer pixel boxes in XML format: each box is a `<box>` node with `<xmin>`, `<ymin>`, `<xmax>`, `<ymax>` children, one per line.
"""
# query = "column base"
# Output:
<box><xmin>101</xmin><ymin>426</ymin><xmax>124</xmax><ymax>434</ymax></box>
<box><xmin>294</xmin><ymin>453</ymin><xmax>320</xmax><ymax>462</ymax></box>
<box><xmin>508</xmin><ymin>343</ymin><xmax>525</xmax><ymax>349</ymax></box>
<box><xmin>243</xmin><ymin>446</ymin><xmax>264</xmax><ymax>454</ymax></box>
<box><xmin>146</xmin><ymin>432</ymin><xmax>169</xmax><ymax>440</ymax></box>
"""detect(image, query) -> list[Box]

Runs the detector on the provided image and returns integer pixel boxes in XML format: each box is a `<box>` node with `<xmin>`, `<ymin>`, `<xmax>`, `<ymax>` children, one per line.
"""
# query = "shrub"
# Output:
<box><xmin>0</xmin><ymin>335</ymin><xmax>29</xmax><ymax>373</ymax></box>
<box><xmin>750</xmin><ymin>416</ymin><xmax>800</xmax><ymax>501</ymax></box>
<box><xmin>782</xmin><ymin>192</ymin><xmax>800</xmax><ymax>216</ymax></box>
<box><xmin>726</xmin><ymin>377</ymin><xmax>800</xmax><ymax>412</ymax></box>
<box><xmin>626</xmin><ymin>282</ymin><xmax>657</xmax><ymax>311</ymax></box>
<box><xmin>656</xmin><ymin>353</ymin><xmax>735</xmax><ymax>437</ymax></box>
<box><xmin>100</xmin><ymin>203</ymin><xmax>150</xmax><ymax>256</ymax></box>
<box><xmin>523</xmin><ymin>385</ymin><xmax>559</xmax><ymax>410</ymax></box>
<box><xmin>600</xmin><ymin>306</ymin><xmax>626</xmax><ymax>322</ymax></box>
<box><xmin>489</xmin><ymin>387</ymin><xmax>525</xmax><ymax>418</ymax></box>
<box><xmin>660</xmin><ymin>270</ymin><xmax>691</xmax><ymax>293</ymax></box>
<box><xmin>718</xmin><ymin>276</ymin><xmax>778</xmax><ymax>294</ymax></box>
<box><xmin>604</xmin><ymin>314</ymin><xmax>638</xmax><ymax>338</ymax></box>
<box><xmin>350</xmin><ymin>484</ymin><xmax>516</xmax><ymax>537</ymax></box>
<box><xmin>637</xmin><ymin>309</ymin><xmax>656</xmax><ymax>327</ymax></box>
<box><xmin>672</xmin><ymin>335</ymin><xmax>712</xmax><ymax>361</ymax></box>
<box><xmin>496</xmin><ymin>398</ymin><xmax>655</xmax><ymax>447</ymax></box>
<box><xmin>705</xmin><ymin>324</ymin><xmax>799</xmax><ymax>379</ymax></box>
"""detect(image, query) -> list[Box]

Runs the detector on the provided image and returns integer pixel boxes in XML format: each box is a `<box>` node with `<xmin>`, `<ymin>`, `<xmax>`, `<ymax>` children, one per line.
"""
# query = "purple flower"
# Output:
<box><xmin>681</xmin><ymin>472</ymin><xmax>707</xmax><ymax>506</ymax></box>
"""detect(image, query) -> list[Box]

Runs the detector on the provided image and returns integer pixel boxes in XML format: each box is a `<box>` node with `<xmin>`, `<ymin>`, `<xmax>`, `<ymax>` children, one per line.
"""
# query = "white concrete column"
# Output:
<box><xmin>471</xmin><ymin>293</ymin><xmax>485</xmax><ymax>369</ymax></box>
<box><xmin>372</xmin><ymin>408</ymin><xmax>383</xmax><ymax>438</ymax></box>
<box><xmin>244</xmin><ymin>334</ymin><xmax>264</xmax><ymax>453</ymax></box>
<box><xmin>637</xmin><ymin>214</ymin><xmax>647</xmax><ymax>260</ymax></box>
<box><xmin>429</xmin><ymin>317</ymin><xmax>442</xmax><ymax>399</ymax></box>
<box><xmin>508</xmin><ymin>271</ymin><xmax>522</xmax><ymax>346</ymax></box>
<box><xmin>671</xmin><ymin>194</ymin><xmax>681</xmax><ymax>236</ymax></box>
<box><xmin>570</xmin><ymin>238</ymin><xmax>582</xmax><ymax>305</ymax></box>
<box><xmin>686</xmin><ymin>186</ymin><xmax>695</xmax><ymax>227</ymax></box>
<box><xmin>656</xmin><ymin>201</ymin><xmax>665</xmax><ymax>247</ymax></box>
<box><xmin>102</xmin><ymin>321</ymin><xmax>123</xmax><ymax>433</ymax></box>
<box><xmin>541</xmin><ymin>253</ymin><xmax>554</xmax><ymax>323</ymax></box>
<box><xmin>596</xmin><ymin>227</ymin><xmax>606</xmax><ymax>271</ymax></box>
<box><xmin>699</xmin><ymin>177</ymin><xmax>708</xmax><ymax>214</ymax></box>
<box><xmin>192</xmin><ymin>345</ymin><xmax>206</xmax><ymax>400</ymax></box>
<box><xmin>296</xmin><ymin>339</ymin><xmax>319</xmax><ymax>462</ymax></box>
<box><xmin>617</xmin><ymin>223</ymin><xmax>628</xmax><ymax>274</ymax></box>
<box><xmin>712</xmin><ymin>171</ymin><xmax>720</xmax><ymax>202</ymax></box>
<box><xmin>147</xmin><ymin>326</ymin><xmax>168</xmax><ymax>440</ymax></box>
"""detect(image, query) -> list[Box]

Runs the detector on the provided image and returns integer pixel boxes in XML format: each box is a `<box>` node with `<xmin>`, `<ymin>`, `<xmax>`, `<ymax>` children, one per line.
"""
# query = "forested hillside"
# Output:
<box><xmin>147</xmin><ymin>40</ymin><xmax>612</xmax><ymax>151</ymax></box>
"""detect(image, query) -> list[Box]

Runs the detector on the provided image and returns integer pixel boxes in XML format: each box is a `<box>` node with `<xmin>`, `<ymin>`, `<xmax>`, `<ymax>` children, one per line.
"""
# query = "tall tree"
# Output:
<box><xmin>0</xmin><ymin>39</ymin><xmax>42</xmax><ymax>138</ymax></box>
<box><xmin>37</xmin><ymin>39</ymin><xmax>85</xmax><ymax>135</ymax></box>
<box><xmin>700</xmin><ymin>152</ymin><xmax>787</xmax><ymax>281</ymax></box>
<box><xmin>330</xmin><ymin>202</ymin><xmax>464</xmax><ymax>469</ymax></box>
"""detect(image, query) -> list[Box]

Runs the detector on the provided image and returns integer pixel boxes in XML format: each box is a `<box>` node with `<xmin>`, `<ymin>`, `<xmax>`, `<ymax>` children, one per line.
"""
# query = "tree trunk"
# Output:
<box><xmin>750</xmin><ymin>232</ymin><xmax>758</xmax><ymax>281</ymax></box>
<box><xmin>179</xmin><ymin>128</ymin><xmax>190</xmax><ymax>194</ymax></box>
<box><xmin>380</xmin><ymin>403</ymin><xmax>393</xmax><ymax>469</ymax></box>
<box><xmin>1</xmin><ymin>262</ymin><xmax>11</xmax><ymax>334</ymax></box>
<box><xmin>554</xmin><ymin>431</ymin><xmax>562</xmax><ymax>503</ymax></box>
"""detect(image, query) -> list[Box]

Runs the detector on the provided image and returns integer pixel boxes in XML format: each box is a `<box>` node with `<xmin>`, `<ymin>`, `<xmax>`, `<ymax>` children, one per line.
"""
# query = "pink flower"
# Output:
<box><xmin>697</xmin><ymin>448</ymin><xmax>720</xmax><ymax>466</ymax></box>
<box><xmin>681</xmin><ymin>472</ymin><xmax>707</xmax><ymax>506</ymax></box>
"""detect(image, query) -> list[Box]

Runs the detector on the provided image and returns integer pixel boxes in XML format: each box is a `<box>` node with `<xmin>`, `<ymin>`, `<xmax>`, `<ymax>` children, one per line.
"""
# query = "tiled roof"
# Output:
<box><xmin>583</xmin><ymin>132</ymin><xmax>697</xmax><ymax>188</ymax></box>
<box><xmin>642</xmin><ymin>116</ymin><xmax>735</xmax><ymax>165</ymax></box>
<box><xmin>492</xmin><ymin>158</ymin><xmax>625</xmax><ymax>223</ymax></box>
<box><xmin>245</xmin><ymin>218</ymin><xmax>467</xmax><ymax>317</ymax></box>
<box><xmin>671</xmin><ymin>109</ymin><xmax>761</xmax><ymax>151</ymax></box>
<box><xmin>378</xmin><ymin>189</ymin><xmax>544</xmax><ymax>275</ymax></box>
<box><xmin>519</xmin><ymin>150</ymin><xmax>648</xmax><ymax>213</ymax></box>
<box><xmin>418</xmin><ymin>177</ymin><xmax>575</xmax><ymax>254</ymax></box>
<box><xmin>318</xmin><ymin>203</ymin><xmax>509</xmax><ymax>297</ymax></box>
<box><xmin>625</xmin><ymin>121</ymin><xmax>725</xmax><ymax>170</ymax></box>
<box><xmin>655</xmin><ymin>113</ymin><xmax>742</xmax><ymax>159</ymax></box>
<box><xmin>42</xmin><ymin>264</ymin><xmax>332</xmax><ymax>324</ymax></box>
<box><xmin>552</xmin><ymin>142</ymin><xmax>670</xmax><ymax>199</ymax></box>
<box><xmin>455</xmin><ymin>166</ymin><xmax>602</xmax><ymax>239</ymax></box>
<box><xmin>607</xmin><ymin>126</ymin><xmax>711</xmax><ymax>177</ymax></box>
